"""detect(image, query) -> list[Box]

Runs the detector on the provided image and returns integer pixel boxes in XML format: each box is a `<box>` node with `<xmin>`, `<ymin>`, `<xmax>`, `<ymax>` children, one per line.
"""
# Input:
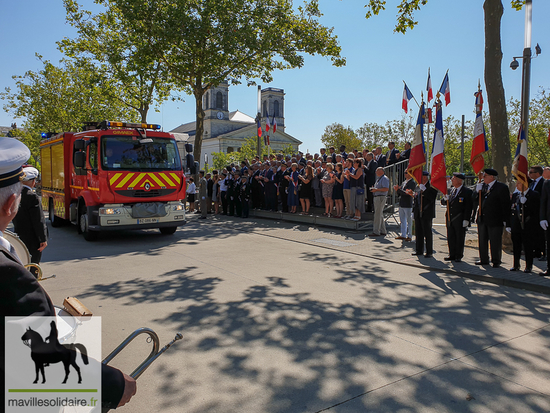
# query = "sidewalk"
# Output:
<box><xmin>194</xmin><ymin>204</ymin><xmax>550</xmax><ymax>296</ymax></box>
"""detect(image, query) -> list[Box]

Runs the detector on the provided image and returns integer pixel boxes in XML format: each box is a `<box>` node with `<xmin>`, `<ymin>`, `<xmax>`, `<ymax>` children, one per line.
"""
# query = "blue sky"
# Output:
<box><xmin>1</xmin><ymin>0</ymin><xmax>549</xmax><ymax>153</ymax></box>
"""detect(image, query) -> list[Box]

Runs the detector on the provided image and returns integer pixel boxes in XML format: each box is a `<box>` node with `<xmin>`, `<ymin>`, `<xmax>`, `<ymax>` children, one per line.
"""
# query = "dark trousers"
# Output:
<box><xmin>221</xmin><ymin>191</ymin><xmax>228</xmax><ymax>214</ymax></box>
<box><xmin>265</xmin><ymin>185</ymin><xmax>277</xmax><ymax>211</ymax></box>
<box><xmin>252</xmin><ymin>187</ymin><xmax>261</xmax><ymax>209</ymax></box>
<box><xmin>242</xmin><ymin>201</ymin><xmax>249</xmax><ymax>218</ymax></box>
<box><xmin>366</xmin><ymin>185</ymin><xmax>374</xmax><ymax>212</ymax></box>
<box><xmin>280</xmin><ymin>187</ymin><xmax>288</xmax><ymax>212</ymax></box>
<box><xmin>478</xmin><ymin>223</ymin><xmax>503</xmax><ymax>265</ymax></box>
<box><xmin>229</xmin><ymin>194</ymin><xmax>236</xmax><ymax>216</ymax></box>
<box><xmin>512</xmin><ymin>226</ymin><xmax>534</xmax><ymax>269</ymax></box>
<box><xmin>234</xmin><ymin>199</ymin><xmax>242</xmax><ymax>217</ymax></box>
<box><xmin>534</xmin><ymin>226</ymin><xmax>546</xmax><ymax>257</ymax></box>
<box><xmin>415</xmin><ymin>217</ymin><xmax>433</xmax><ymax>254</ymax></box>
<box><xmin>446</xmin><ymin>220</ymin><xmax>466</xmax><ymax>259</ymax></box>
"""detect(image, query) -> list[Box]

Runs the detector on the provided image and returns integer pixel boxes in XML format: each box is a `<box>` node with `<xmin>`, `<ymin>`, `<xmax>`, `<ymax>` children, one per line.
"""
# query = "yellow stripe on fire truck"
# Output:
<box><xmin>109</xmin><ymin>172</ymin><xmax>180</xmax><ymax>189</ymax></box>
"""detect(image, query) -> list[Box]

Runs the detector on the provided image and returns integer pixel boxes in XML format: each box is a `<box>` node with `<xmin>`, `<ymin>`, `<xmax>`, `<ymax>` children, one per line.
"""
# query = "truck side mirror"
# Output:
<box><xmin>74</xmin><ymin>151</ymin><xmax>86</xmax><ymax>168</ymax></box>
<box><xmin>74</xmin><ymin>139</ymin><xmax>86</xmax><ymax>151</ymax></box>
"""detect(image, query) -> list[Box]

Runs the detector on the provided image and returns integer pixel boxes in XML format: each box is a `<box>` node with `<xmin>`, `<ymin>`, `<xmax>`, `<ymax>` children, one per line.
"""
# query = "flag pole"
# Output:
<box><xmin>403</xmin><ymin>80</ymin><xmax>421</xmax><ymax>108</ymax></box>
<box><xmin>425</xmin><ymin>91</ymin><xmax>431</xmax><ymax>173</ymax></box>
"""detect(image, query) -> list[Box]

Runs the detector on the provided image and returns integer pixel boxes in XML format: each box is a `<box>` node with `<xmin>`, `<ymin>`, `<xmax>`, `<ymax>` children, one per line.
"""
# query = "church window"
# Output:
<box><xmin>274</xmin><ymin>100</ymin><xmax>280</xmax><ymax>117</ymax></box>
<box><xmin>216</xmin><ymin>92</ymin><xmax>223</xmax><ymax>109</ymax></box>
<box><xmin>205</xmin><ymin>93</ymin><xmax>209</xmax><ymax>110</ymax></box>
<box><xmin>263</xmin><ymin>101</ymin><xmax>268</xmax><ymax>117</ymax></box>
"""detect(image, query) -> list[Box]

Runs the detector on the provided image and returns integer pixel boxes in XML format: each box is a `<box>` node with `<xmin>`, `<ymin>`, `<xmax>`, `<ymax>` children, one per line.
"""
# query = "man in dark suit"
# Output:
<box><xmin>386</xmin><ymin>142</ymin><xmax>399</xmax><ymax>166</ymax></box>
<box><xmin>0</xmin><ymin>137</ymin><xmax>135</xmax><ymax>410</ymax></box>
<box><xmin>539</xmin><ymin>178</ymin><xmax>550</xmax><ymax>276</ymax></box>
<box><xmin>275</xmin><ymin>162</ymin><xmax>289</xmax><ymax>212</ymax></box>
<box><xmin>410</xmin><ymin>172</ymin><xmax>438</xmax><ymax>257</ymax></box>
<box><xmin>508</xmin><ymin>180</ymin><xmax>539</xmax><ymax>273</ymax></box>
<box><xmin>375</xmin><ymin>147</ymin><xmax>386</xmax><ymax>168</ymax></box>
<box><xmin>363</xmin><ymin>152</ymin><xmax>378</xmax><ymax>212</ymax></box>
<box><xmin>400</xmin><ymin>142</ymin><xmax>411</xmax><ymax>160</ymax></box>
<box><xmin>13</xmin><ymin>166</ymin><xmax>48</xmax><ymax>265</ymax></box>
<box><xmin>528</xmin><ymin>165</ymin><xmax>545</xmax><ymax>260</ymax></box>
<box><xmin>441</xmin><ymin>173</ymin><xmax>473</xmax><ymax>262</ymax></box>
<box><xmin>473</xmin><ymin>168</ymin><xmax>510</xmax><ymax>268</ymax></box>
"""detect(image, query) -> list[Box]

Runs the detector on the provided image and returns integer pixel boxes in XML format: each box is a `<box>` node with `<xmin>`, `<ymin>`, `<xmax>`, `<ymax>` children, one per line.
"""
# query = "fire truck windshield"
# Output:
<box><xmin>101</xmin><ymin>136</ymin><xmax>181</xmax><ymax>171</ymax></box>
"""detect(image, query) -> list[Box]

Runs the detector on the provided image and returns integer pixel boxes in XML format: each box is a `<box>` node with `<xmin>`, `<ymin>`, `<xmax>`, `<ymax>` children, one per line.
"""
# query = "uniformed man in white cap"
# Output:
<box><xmin>0</xmin><ymin>137</ymin><xmax>136</xmax><ymax>409</ymax></box>
<box><xmin>12</xmin><ymin>165</ymin><xmax>48</xmax><ymax>265</ymax></box>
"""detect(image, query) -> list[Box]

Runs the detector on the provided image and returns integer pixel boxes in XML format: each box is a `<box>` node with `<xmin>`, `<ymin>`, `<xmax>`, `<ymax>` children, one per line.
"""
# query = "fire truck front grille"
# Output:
<box><xmin>115</xmin><ymin>189</ymin><xmax>176</xmax><ymax>198</ymax></box>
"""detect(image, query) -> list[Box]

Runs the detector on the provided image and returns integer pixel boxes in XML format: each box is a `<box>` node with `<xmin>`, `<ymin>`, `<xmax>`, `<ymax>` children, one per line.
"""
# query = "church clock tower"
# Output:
<box><xmin>203</xmin><ymin>81</ymin><xmax>229</xmax><ymax>121</ymax></box>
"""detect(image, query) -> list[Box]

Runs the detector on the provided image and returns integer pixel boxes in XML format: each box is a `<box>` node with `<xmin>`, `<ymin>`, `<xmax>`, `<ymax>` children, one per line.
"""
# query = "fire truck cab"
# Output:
<box><xmin>40</xmin><ymin>121</ymin><xmax>187</xmax><ymax>241</ymax></box>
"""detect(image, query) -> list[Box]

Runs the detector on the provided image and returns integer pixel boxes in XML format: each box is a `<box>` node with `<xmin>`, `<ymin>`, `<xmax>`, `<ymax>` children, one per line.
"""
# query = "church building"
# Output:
<box><xmin>170</xmin><ymin>82</ymin><xmax>301</xmax><ymax>166</ymax></box>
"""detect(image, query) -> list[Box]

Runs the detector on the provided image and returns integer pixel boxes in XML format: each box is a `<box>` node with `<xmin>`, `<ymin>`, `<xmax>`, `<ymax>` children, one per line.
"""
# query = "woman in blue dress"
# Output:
<box><xmin>286</xmin><ymin>163</ymin><xmax>300</xmax><ymax>213</ymax></box>
<box><xmin>332</xmin><ymin>162</ymin><xmax>345</xmax><ymax>218</ymax></box>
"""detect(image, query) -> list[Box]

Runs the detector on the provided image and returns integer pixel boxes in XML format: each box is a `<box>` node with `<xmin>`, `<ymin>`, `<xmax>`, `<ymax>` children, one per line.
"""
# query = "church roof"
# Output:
<box><xmin>229</xmin><ymin>110</ymin><xmax>254</xmax><ymax>123</ymax></box>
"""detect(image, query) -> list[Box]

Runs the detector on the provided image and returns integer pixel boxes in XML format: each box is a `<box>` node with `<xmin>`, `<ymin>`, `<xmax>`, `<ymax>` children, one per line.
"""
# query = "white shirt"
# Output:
<box><xmin>186</xmin><ymin>182</ymin><xmax>196</xmax><ymax>194</ymax></box>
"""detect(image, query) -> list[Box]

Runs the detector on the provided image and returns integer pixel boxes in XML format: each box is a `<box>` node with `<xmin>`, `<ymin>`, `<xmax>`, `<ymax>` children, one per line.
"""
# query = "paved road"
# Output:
<box><xmin>40</xmin><ymin>215</ymin><xmax>550</xmax><ymax>412</ymax></box>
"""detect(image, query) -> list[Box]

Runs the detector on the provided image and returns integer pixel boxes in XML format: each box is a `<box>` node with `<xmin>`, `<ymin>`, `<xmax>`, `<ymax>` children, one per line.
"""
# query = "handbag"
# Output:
<box><xmin>356</xmin><ymin>188</ymin><xmax>365</xmax><ymax>195</ymax></box>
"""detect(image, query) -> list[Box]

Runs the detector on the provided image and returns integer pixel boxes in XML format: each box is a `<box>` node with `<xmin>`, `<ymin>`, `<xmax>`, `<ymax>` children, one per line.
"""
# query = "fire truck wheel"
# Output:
<box><xmin>49</xmin><ymin>199</ymin><xmax>62</xmax><ymax>228</ymax></box>
<box><xmin>79</xmin><ymin>209</ymin><xmax>98</xmax><ymax>241</ymax></box>
<box><xmin>159</xmin><ymin>226</ymin><xmax>177</xmax><ymax>235</ymax></box>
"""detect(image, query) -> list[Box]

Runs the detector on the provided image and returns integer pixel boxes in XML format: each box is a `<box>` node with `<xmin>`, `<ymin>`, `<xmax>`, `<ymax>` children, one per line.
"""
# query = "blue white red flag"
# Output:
<box><xmin>470</xmin><ymin>90</ymin><xmax>488</xmax><ymax>175</ymax></box>
<box><xmin>402</xmin><ymin>83</ymin><xmax>414</xmax><ymax>113</ymax></box>
<box><xmin>427</xmin><ymin>69</ymin><xmax>433</xmax><ymax>103</ymax></box>
<box><xmin>257</xmin><ymin>118</ymin><xmax>262</xmax><ymax>138</ymax></box>
<box><xmin>406</xmin><ymin>103</ymin><xmax>426</xmax><ymax>184</ymax></box>
<box><xmin>512</xmin><ymin>125</ymin><xmax>529</xmax><ymax>188</ymax></box>
<box><xmin>272</xmin><ymin>115</ymin><xmax>277</xmax><ymax>134</ymax></box>
<box><xmin>430</xmin><ymin>101</ymin><xmax>447</xmax><ymax>194</ymax></box>
<box><xmin>265</xmin><ymin>115</ymin><xmax>271</xmax><ymax>133</ymax></box>
<box><xmin>439</xmin><ymin>72</ymin><xmax>451</xmax><ymax>106</ymax></box>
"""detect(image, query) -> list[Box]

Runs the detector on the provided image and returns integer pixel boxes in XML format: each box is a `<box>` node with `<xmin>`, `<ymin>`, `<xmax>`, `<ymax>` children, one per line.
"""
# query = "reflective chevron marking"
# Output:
<box><xmin>116</xmin><ymin>173</ymin><xmax>135</xmax><ymax>188</ymax></box>
<box><xmin>159</xmin><ymin>173</ymin><xmax>174</xmax><ymax>186</ymax></box>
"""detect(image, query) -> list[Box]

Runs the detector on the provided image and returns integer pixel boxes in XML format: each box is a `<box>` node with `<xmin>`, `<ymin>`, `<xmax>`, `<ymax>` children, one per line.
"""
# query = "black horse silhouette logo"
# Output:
<box><xmin>21</xmin><ymin>321</ymin><xmax>89</xmax><ymax>384</ymax></box>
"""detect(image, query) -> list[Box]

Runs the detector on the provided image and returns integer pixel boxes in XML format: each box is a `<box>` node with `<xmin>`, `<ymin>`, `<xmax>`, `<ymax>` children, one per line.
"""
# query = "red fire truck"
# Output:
<box><xmin>40</xmin><ymin>121</ymin><xmax>187</xmax><ymax>241</ymax></box>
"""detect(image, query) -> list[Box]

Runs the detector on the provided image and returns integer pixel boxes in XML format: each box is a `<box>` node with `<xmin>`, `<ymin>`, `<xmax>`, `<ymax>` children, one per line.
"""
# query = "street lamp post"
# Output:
<box><xmin>521</xmin><ymin>0</ymin><xmax>532</xmax><ymax>140</ymax></box>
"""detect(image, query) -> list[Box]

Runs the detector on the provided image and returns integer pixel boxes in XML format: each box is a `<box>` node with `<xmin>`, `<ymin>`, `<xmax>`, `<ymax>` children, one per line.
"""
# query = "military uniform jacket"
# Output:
<box><xmin>396</xmin><ymin>178</ymin><xmax>416</xmax><ymax>208</ymax></box>
<box><xmin>441</xmin><ymin>186</ymin><xmax>473</xmax><ymax>225</ymax></box>
<box><xmin>540</xmin><ymin>179</ymin><xmax>550</xmax><ymax>222</ymax></box>
<box><xmin>475</xmin><ymin>181</ymin><xmax>510</xmax><ymax>226</ymax></box>
<box><xmin>0</xmin><ymin>245</ymin><xmax>125</xmax><ymax>408</ymax></box>
<box><xmin>13</xmin><ymin>186</ymin><xmax>47</xmax><ymax>250</ymax></box>
<box><xmin>510</xmin><ymin>190</ymin><xmax>540</xmax><ymax>231</ymax></box>
<box><xmin>413</xmin><ymin>183</ymin><xmax>438</xmax><ymax>220</ymax></box>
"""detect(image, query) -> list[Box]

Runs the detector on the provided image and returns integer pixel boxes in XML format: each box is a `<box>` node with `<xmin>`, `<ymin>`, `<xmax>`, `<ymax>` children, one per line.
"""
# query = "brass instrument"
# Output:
<box><xmin>102</xmin><ymin>327</ymin><xmax>183</xmax><ymax>379</ymax></box>
<box><xmin>4</xmin><ymin>230</ymin><xmax>54</xmax><ymax>281</ymax></box>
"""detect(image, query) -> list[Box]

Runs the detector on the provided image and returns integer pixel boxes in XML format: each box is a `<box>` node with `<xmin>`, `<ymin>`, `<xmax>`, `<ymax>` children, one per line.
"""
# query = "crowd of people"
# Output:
<box><xmin>186</xmin><ymin>142</ymin><xmax>411</xmax><ymax>221</ymax></box>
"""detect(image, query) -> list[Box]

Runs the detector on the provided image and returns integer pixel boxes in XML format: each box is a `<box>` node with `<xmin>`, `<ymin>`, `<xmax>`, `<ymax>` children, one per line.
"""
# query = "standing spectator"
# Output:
<box><xmin>386</xmin><ymin>142</ymin><xmax>399</xmax><ymax>166</ymax></box>
<box><xmin>12</xmin><ymin>166</ymin><xmax>48</xmax><ymax>267</ymax></box>
<box><xmin>240</xmin><ymin>175</ymin><xmax>251</xmax><ymax>218</ymax></box>
<box><xmin>400</xmin><ymin>142</ymin><xmax>411</xmax><ymax>160</ymax></box>
<box><xmin>332</xmin><ymin>163</ymin><xmax>345</xmax><ymax>218</ymax></box>
<box><xmin>410</xmin><ymin>172</ymin><xmax>438</xmax><ymax>257</ymax></box>
<box><xmin>321</xmin><ymin>163</ymin><xmax>335</xmax><ymax>216</ymax></box>
<box><xmin>539</xmin><ymin>178</ymin><xmax>550</xmax><ymax>276</ymax></box>
<box><xmin>441</xmin><ymin>172</ymin><xmax>473</xmax><ymax>262</ymax></box>
<box><xmin>212</xmin><ymin>171</ymin><xmax>220</xmax><ymax>214</ymax></box>
<box><xmin>473</xmin><ymin>168</ymin><xmax>510</xmax><ymax>268</ymax></box>
<box><xmin>369</xmin><ymin>167</ymin><xmax>389</xmax><ymax>235</ymax></box>
<box><xmin>298</xmin><ymin>165</ymin><xmax>314</xmax><ymax>214</ymax></box>
<box><xmin>198</xmin><ymin>170</ymin><xmax>208</xmax><ymax>219</ymax></box>
<box><xmin>328</xmin><ymin>146</ymin><xmax>337</xmax><ymax>164</ymax></box>
<box><xmin>320</xmin><ymin>148</ymin><xmax>328</xmax><ymax>162</ymax></box>
<box><xmin>528</xmin><ymin>165</ymin><xmax>545</xmax><ymax>260</ymax></box>
<box><xmin>543</xmin><ymin>167</ymin><xmax>550</xmax><ymax>180</ymax></box>
<box><xmin>312</xmin><ymin>161</ymin><xmax>324</xmax><ymax>208</ymax></box>
<box><xmin>508</xmin><ymin>180</ymin><xmax>539</xmax><ymax>273</ymax></box>
<box><xmin>275</xmin><ymin>162</ymin><xmax>289</xmax><ymax>212</ymax></box>
<box><xmin>343</xmin><ymin>158</ymin><xmax>354</xmax><ymax>218</ymax></box>
<box><xmin>348</xmin><ymin>158</ymin><xmax>365</xmax><ymax>221</ymax></box>
<box><xmin>286</xmin><ymin>163</ymin><xmax>300</xmax><ymax>214</ymax></box>
<box><xmin>394</xmin><ymin>171</ymin><xmax>416</xmax><ymax>241</ymax></box>
<box><xmin>375</xmin><ymin>147</ymin><xmax>386</xmax><ymax>168</ymax></box>
<box><xmin>206</xmin><ymin>173</ymin><xmax>213</xmax><ymax>213</ymax></box>
<box><xmin>186</xmin><ymin>177</ymin><xmax>196</xmax><ymax>213</ymax></box>
<box><xmin>263</xmin><ymin>166</ymin><xmax>278</xmax><ymax>211</ymax></box>
<box><xmin>219</xmin><ymin>173</ymin><xmax>228</xmax><ymax>215</ymax></box>
<box><xmin>339</xmin><ymin>145</ymin><xmax>348</xmax><ymax>161</ymax></box>
<box><xmin>233</xmin><ymin>173</ymin><xmax>242</xmax><ymax>217</ymax></box>
<box><xmin>364</xmin><ymin>152</ymin><xmax>378</xmax><ymax>212</ymax></box>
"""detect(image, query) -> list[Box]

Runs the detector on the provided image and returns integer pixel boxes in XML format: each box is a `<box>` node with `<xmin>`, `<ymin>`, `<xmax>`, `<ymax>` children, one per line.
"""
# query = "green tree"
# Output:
<box><xmin>321</xmin><ymin>123</ymin><xmax>363</xmax><ymax>151</ymax></box>
<box><xmin>364</xmin><ymin>0</ymin><xmax>526</xmax><ymax>183</ymax></box>
<box><xmin>60</xmin><ymin>0</ymin><xmax>179</xmax><ymax>123</ymax></box>
<box><xmin>101</xmin><ymin>0</ymin><xmax>345</xmax><ymax>172</ymax></box>
<box><xmin>1</xmin><ymin>56</ymin><xmax>136</xmax><ymax>138</ymax></box>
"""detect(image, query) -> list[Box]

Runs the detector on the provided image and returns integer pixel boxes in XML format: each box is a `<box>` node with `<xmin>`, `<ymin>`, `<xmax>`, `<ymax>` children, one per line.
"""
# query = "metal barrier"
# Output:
<box><xmin>382</xmin><ymin>159</ymin><xmax>410</xmax><ymax>218</ymax></box>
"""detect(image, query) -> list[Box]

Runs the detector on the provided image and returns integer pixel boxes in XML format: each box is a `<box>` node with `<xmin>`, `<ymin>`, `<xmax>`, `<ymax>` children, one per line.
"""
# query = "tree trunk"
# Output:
<box><xmin>193</xmin><ymin>78</ymin><xmax>205</xmax><ymax>173</ymax></box>
<box><xmin>484</xmin><ymin>0</ymin><xmax>512</xmax><ymax>184</ymax></box>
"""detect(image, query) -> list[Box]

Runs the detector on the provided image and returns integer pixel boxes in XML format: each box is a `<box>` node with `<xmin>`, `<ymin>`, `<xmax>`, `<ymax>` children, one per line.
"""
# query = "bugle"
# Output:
<box><xmin>102</xmin><ymin>327</ymin><xmax>183</xmax><ymax>380</ymax></box>
<box><xmin>4</xmin><ymin>230</ymin><xmax>54</xmax><ymax>281</ymax></box>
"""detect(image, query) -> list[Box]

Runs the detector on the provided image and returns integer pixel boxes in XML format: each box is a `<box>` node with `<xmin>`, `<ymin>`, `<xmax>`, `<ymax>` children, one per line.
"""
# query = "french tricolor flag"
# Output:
<box><xmin>406</xmin><ymin>102</ymin><xmax>426</xmax><ymax>184</ymax></box>
<box><xmin>426</xmin><ymin>69</ymin><xmax>433</xmax><ymax>103</ymax></box>
<box><xmin>272</xmin><ymin>115</ymin><xmax>277</xmax><ymax>134</ymax></box>
<box><xmin>439</xmin><ymin>72</ymin><xmax>451</xmax><ymax>106</ymax></box>
<box><xmin>470</xmin><ymin>90</ymin><xmax>488</xmax><ymax>175</ymax></box>
<box><xmin>265</xmin><ymin>115</ymin><xmax>270</xmax><ymax>133</ymax></box>
<box><xmin>257</xmin><ymin>118</ymin><xmax>262</xmax><ymax>137</ymax></box>
<box><xmin>430</xmin><ymin>101</ymin><xmax>447</xmax><ymax>194</ymax></box>
<box><xmin>512</xmin><ymin>125</ymin><xmax>529</xmax><ymax>188</ymax></box>
<box><xmin>402</xmin><ymin>83</ymin><xmax>414</xmax><ymax>113</ymax></box>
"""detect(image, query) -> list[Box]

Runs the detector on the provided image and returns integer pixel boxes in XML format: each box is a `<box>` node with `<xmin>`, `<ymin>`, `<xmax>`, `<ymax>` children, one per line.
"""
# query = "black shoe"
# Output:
<box><xmin>475</xmin><ymin>260</ymin><xmax>489</xmax><ymax>265</ymax></box>
<box><xmin>524</xmin><ymin>268</ymin><xmax>532</xmax><ymax>273</ymax></box>
<box><xmin>199</xmin><ymin>217</ymin><xmax>206</xmax><ymax>219</ymax></box>
<box><xmin>492</xmin><ymin>263</ymin><xmax>501</xmax><ymax>268</ymax></box>
<box><xmin>539</xmin><ymin>256</ymin><xmax>547</xmax><ymax>262</ymax></box>
<box><xmin>444</xmin><ymin>256</ymin><xmax>455</xmax><ymax>261</ymax></box>
<box><xmin>411</xmin><ymin>252</ymin><xmax>423</xmax><ymax>256</ymax></box>
<box><xmin>509</xmin><ymin>267</ymin><xmax>519</xmax><ymax>272</ymax></box>
<box><xmin>540</xmin><ymin>270</ymin><xmax>548</xmax><ymax>277</ymax></box>
<box><xmin>424</xmin><ymin>254</ymin><xmax>433</xmax><ymax>258</ymax></box>
<box><xmin>455</xmin><ymin>258</ymin><xmax>462</xmax><ymax>262</ymax></box>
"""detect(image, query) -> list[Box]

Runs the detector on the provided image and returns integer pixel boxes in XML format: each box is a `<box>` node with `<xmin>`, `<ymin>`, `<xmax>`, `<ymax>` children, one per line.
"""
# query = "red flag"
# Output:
<box><xmin>439</xmin><ymin>72</ymin><xmax>451</xmax><ymax>106</ymax></box>
<box><xmin>512</xmin><ymin>125</ymin><xmax>528</xmax><ymax>188</ymax></box>
<box><xmin>257</xmin><ymin>118</ymin><xmax>262</xmax><ymax>137</ymax></box>
<box><xmin>426</xmin><ymin>68</ymin><xmax>433</xmax><ymax>103</ymax></box>
<box><xmin>427</xmin><ymin>108</ymin><xmax>433</xmax><ymax>124</ymax></box>
<box><xmin>406</xmin><ymin>103</ymin><xmax>426</xmax><ymax>184</ymax></box>
<box><xmin>265</xmin><ymin>115</ymin><xmax>270</xmax><ymax>133</ymax></box>
<box><xmin>272</xmin><ymin>115</ymin><xmax>277</xmax><ymax>134</ymax></box>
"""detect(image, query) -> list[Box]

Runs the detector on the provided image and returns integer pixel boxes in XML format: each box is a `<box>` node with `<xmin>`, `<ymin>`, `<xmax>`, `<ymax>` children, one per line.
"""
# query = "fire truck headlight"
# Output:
<box><xmin>172</xmin><ymin>204</ymin><xmax>184</xmax><ymax>211</ymax></box>
<box><xmin>100</xmin><ymin>208</ymin><xmax>122</xmax><ymax>215</ymax></box>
